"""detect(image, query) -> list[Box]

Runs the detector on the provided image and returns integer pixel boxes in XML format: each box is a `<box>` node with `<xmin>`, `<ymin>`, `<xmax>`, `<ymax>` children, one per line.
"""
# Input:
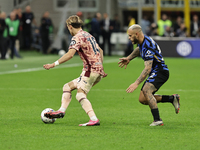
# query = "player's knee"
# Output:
<box><xmin>139</xmin><ymin>89</ymin><xmax>149</xmax><ymax>105</ymax></box>
<box><xmin>76</xmin><ymin>92</ymin><xmax>86</xmax><ymax>103</ymax></box>
<box><xmin>139</xmin><ymin>97</ymin><xmax>148</xmax><ymax>105</ymax></box>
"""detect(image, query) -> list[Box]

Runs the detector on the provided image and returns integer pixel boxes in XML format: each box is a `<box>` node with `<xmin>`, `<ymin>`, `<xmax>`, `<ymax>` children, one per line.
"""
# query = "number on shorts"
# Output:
<box><xmin>78</xmin><ymin>75</ymin><xmax>82</xmax><ymax>83</ymax></box>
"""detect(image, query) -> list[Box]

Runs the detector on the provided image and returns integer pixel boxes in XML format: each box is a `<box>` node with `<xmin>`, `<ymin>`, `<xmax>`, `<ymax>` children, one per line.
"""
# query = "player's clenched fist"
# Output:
<box><xmin>43</xmin><ymin>64</ymin><xmax>55</xmax><ymax>70</ymax></box>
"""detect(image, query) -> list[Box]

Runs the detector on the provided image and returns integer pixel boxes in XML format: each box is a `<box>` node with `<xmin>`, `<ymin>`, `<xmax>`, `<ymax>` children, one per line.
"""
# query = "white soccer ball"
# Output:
<box><xmin>58</xmin><ymin>50</ymin><xmax>66</xmax><ymax>57</ymax></box>
<box><xmin>41</xmin><ymin>108</ymin><xmax>56</xmax><ymax>124</ymax></box>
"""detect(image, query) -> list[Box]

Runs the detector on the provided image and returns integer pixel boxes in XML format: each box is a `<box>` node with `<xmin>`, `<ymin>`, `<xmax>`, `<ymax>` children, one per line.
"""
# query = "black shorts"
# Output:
<box><xmin>141</xmin><ymin>70</ymin><xmax>169</xmax><ymax>94</ymax></box>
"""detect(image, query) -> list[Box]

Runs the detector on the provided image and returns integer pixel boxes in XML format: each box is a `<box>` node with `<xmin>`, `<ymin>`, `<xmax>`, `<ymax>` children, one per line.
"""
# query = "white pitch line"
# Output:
<box><xmin>0</xmin><ymin>63</ymin><xmax>82</xmax><ymax>75</ymax></box>
<box><xmin>0</xmin><ymin>58</ymin><xmax>119</xmax><ymax>75</ymax></box>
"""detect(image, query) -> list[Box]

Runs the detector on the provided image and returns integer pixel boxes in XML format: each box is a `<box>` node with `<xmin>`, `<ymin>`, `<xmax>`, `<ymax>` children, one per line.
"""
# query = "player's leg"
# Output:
<box><xmin>142</xmin><ymin>82</ymin><xmax>163</xmax><ymax>126</ymax></box>
<box><xmin>157</xmin><ymin>94</ymin><xmax>180</xmax><ymax>114</ymax></box>
<box><xmin>76</xmin><ymin>89</ymin><xmax>100</xmax><ymax>126</ymax></box>
<box><xmin>44</xmin><ymin>79</ymin><xmax>77</xmax><ymax>119</ymax></box>
<box><xmin>139</xmin><ymin>92</ymin><xmax>175</xmax><ymax>104</ymax></box>
<box><xmin>76</xmin><ymin>72</ymin><xmax>102</xmax><ymax>126</ymax></box>
<box><xmin>140</xmin><ymin>70</ymin><xmax>180</xmax><ymax>115</ymax></box>
<box><xmin>139</xmin><ymin>89</ymin><xmax>180</xmax><ymax>114</ymax></box>
<box><xmin>59</xmin><ymin>80</ymin><xmax>77</xmax><ymax>112</ymax></box>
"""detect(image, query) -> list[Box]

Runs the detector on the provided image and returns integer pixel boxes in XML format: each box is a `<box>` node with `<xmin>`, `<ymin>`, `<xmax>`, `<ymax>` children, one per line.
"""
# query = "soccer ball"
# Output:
<box><xmin>58</xmin><ymin>50</ymin><xmax>66</xmax><ymax>57</ymax></box>
<box><xmin>41</xmin><ymin>108</ymin><xmax>56</xmax><ymax>124</ymax></box>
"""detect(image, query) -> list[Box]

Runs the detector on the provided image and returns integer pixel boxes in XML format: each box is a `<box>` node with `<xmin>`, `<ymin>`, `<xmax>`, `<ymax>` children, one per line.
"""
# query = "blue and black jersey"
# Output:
<box><xmin>138</xmin><ymin>35</ymin><xmax>169</xmax><ymax>73</ymax></box>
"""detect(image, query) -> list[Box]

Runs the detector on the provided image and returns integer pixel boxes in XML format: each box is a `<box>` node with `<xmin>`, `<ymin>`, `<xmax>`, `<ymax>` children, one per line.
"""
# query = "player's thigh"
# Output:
<box><xmin>145</xmin><ymin>70</ymin><xmax>169</xmax><ymax>92</ymax></box>
<box><xmin>63</xmin><ymin>79</ymin><xmax>78</xmax><ymax>91</ymax></box>
<box><xmin>63</xmin><ymin>72</ymin><xmax>86</xmax><ymax>91</ymax></box>
<box><xmin>139</xmin><ymin>82</ymin><xmax>157</xmax><ymax>103</ymax></box>
<box><xmin>77</xmin><ymin>71</ymin><xmax>101</xmax><ymax>94</ymax></box>
<box><xmin>142</xmin><ymin>82</ymin><xmax>157</xmax><ymax>94</ymax></box>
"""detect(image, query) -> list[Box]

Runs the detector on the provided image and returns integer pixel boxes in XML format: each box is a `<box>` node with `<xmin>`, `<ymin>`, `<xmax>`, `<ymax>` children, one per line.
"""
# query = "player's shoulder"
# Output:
<box><xmin>144</xmin><ymin>35</ymin><xmax>152</xmax><ymax>44</ymax></box>
<box><xmin>141</xmin><ymin>36</ymin><xmax>151</xmax><ymax>48</ymax></box>
<box><xmin>74</xmin><ymin>30</ymin><xmax>88</xmax><ymax>38</ymax></box>
<box><xmin>70</xmin><ymin>34</ymin><xmax>80</xmax><ymax>46</ymax></box>
<box><xmin>144</xmin><ymin>36</ymin><xmax>157</xmax><ymax>48</ymax></box>
<box><xmin>72</xmin><ymin>31</ymin><xmax>82</xmax><ymax>40</ymax></box>
<box><xmin>81</xmin><ymin>30</ymin><xmax>92</xmax><ymax>38</ymax></box>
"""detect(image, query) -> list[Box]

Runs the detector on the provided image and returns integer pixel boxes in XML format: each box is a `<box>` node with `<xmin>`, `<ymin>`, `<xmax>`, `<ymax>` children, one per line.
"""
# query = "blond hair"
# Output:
<box><xmin>128</xmin><ymin>24</ymin><xmax>142</xmax><ymax>32</ymax></box>
<box><xmin>66</xmin><ymin>15</ymin><xmax>83</xmax><ymax>28</ymax></box>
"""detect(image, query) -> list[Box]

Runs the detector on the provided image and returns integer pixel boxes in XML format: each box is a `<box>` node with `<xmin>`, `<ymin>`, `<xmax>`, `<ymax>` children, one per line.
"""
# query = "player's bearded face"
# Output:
<box><xmin>133</xmin><ymin>35</ymin><xmax>139</xmax><ymax>44</ymax></box>
<box><xmin>130</xmin><ymin>34</ymin><xmax>138</xmax><ymax>44</ymax></box>
<box><xmin>128</xmin><ymin>30</ymin><xmax>139</xmax><ymax>44</ymax></box>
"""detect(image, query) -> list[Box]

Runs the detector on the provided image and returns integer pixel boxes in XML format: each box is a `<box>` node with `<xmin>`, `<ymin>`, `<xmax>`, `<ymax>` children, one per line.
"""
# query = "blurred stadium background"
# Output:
<box><xmin>0</xmin><ymin>0</ymin><xmax>200</xmax><ymax>57</ymax></box>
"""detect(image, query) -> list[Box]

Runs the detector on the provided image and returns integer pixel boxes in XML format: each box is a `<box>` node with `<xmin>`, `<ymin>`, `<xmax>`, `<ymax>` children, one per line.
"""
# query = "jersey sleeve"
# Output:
<box><xmin>143</xmin><ymin>49</ymin><xmax>155</xmax><ymax>61</ymax></box>
<box><xmin>68</xmin><ymin>36</ymin><xmax>81</xmax><ymax>51</ymax></box>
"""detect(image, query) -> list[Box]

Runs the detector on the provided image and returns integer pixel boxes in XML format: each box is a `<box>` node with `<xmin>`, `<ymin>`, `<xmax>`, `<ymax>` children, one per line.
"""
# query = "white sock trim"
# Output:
<box><xmin>59</xmin><ymin>108</ymin><xmax>66</xmax><ymax>112</ymax></box>
<box><xmin>90</xmin><ymin>116</ymin><xmax>98</xmax><ymax>121</ymax></box>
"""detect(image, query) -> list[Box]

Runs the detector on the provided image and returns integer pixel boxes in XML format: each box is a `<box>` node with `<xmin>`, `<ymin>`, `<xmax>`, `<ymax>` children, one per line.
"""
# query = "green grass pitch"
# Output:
<box><xmin>0</xmin><ymin>51</ymin><xmax>200</xmax><ymax>150</ymax></box>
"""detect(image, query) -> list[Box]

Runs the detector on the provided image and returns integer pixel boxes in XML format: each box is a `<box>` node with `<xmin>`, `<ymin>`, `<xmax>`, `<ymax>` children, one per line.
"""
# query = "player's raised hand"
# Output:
<box><xmin>43</xmin><ymin>63</ymin><xmax>55</xmax><ymax>70</ymax></box>
<box><xmin>118</xmin><ymin>57</ymin><xmax>130</xmax><ymax>69</ymax></box>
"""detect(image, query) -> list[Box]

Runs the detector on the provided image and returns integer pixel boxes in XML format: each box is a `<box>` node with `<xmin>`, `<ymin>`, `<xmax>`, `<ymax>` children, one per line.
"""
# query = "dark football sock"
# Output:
<box><xmin>161</xmin><ymin>95</ymin><xmax>174</xmax><ymax>103</ymax></box>
<box><xmin>151</xmin><ymin>108</ymin><xmax>161</xmax><ymax>121</ymax></box>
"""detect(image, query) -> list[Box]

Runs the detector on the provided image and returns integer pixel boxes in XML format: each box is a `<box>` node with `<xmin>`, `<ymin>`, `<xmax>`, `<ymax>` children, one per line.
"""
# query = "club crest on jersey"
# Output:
<box><xmin>70</xmin><ymin>40</ymin><xmax>76</xmax><ymax>46</ymax></box>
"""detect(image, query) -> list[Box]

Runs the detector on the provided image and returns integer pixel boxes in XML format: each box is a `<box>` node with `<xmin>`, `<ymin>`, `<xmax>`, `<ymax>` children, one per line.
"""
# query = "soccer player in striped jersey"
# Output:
<box><xmin>43</xmin><ymin>15</ymin><xmax>107</xmax><ymax>126</ymax></box>
<box><xmin>118</xmin><ymin>24</ymin><xmax>180</xmax><ymax>126</ymax></box>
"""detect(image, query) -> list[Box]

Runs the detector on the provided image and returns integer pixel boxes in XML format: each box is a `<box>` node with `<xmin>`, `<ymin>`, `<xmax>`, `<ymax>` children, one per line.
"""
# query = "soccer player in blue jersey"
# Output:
<box><xmin>118</xmin><ymin>24</ymin><xmax>180</xmax><ymax>126</ymax></box>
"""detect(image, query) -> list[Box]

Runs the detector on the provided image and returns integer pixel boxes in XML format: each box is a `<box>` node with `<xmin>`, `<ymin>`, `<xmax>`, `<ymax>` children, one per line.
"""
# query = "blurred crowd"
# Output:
<box><xmin>0</xmin><ymin>5</ymin><xmax>200</xmax><ymax>59</ymax></box>
<box><xmin>79</xmin><ymin>11</ymin><xmax>200</xmax><ymax>56</ymax></box>
<box><xmin>124</xmin><ymin>13</ymin><xmax>200</xmax><ymax>56</ymax></box>
<box><xmin>144</xmin><ymin>13</ymin><xmax>200</xmax><ymax>38</ymax></box>
<box><xmin>76</xmin><ymin>12</ymin><xmax>121</xmax><ymax>56</ymax></box>
<box><xmin>0</xmin><ymin>5</ymin><xmax>53</xmax><ymax>60</ymax></box>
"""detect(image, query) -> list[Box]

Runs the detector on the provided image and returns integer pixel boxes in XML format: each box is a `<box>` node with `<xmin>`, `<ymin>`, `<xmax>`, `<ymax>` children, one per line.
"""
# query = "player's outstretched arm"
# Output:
<box><xmin>126</xmin><ymin>60</ymin><xmax>153</xmax><ymax>93</ymax></box>
<box><xmin>127</xmin><ymin>47</ymin><xmax>140</xmax><ymax>60</ymax></box>
<box><xmin>43</xmin><ymin>49</ymin><xmax>76</xmax><ymax>70</ymax></box>
<box><xmin>118</xmin><ymin>47</ymin><xmax>140</xmax><ymax>69</ymax></box>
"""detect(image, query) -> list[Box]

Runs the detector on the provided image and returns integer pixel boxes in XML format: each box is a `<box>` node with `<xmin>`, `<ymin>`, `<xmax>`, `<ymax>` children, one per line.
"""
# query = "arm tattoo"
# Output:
<box><xmin>136</xmin><ymin>60</ymin><xmax>153</xmax><ymax>84</ymax></box>
<box><xmin>127</xmin><ymin>47</ymin><xmax>140</xmax><ymax>60</ymax></box>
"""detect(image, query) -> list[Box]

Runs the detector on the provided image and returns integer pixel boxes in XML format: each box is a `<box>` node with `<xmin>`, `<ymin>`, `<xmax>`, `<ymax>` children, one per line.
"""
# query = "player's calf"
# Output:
<box><xmin>76</xmin><ymin>91</ymin><xmax>99</xmax><ymax>126</ymax></box>
<box><xmin>76</xmin><ymin>92</ymin><xmax>94</xmax><ymax>115</ymax></box>
<box><xmin>58</xmin><ymin>83</ymin><xmax>73</xmax><ymax>112</ymax></box>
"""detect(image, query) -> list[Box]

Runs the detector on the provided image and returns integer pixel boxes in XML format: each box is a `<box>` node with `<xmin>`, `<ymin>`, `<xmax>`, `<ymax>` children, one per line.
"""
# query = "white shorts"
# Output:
<box><xmin>76</xmin><ymin>71</ymin><xmax>102</xmax><ymax>94</ymax></box>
